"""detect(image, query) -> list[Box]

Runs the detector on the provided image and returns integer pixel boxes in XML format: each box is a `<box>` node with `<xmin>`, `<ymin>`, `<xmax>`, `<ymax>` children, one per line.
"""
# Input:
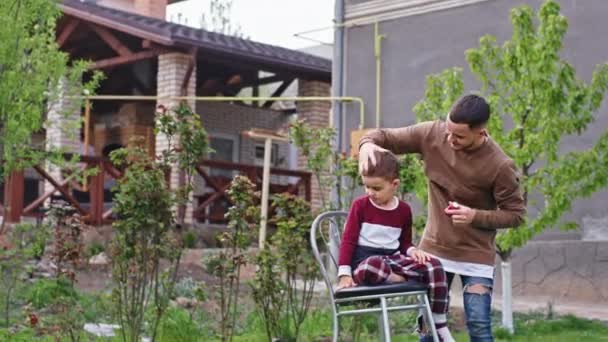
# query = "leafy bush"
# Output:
<box><xmin>86</xmin><ymin>241</ymin><xmax>105</xmax><ymax>258</ymax></box>
<box><xmin>25</xmin><ymin>278</ymin><xmax>78</xmax><ymax>309</ymax></box>
<box><xmin>183</xmin><ymin>231</ymin><xmax>197</xmax><ymax>249</ymax></box>
<box><xmin>156</xmin><ymin>307</ymin><xmax>211</xmax><ymax>342</ymax></box>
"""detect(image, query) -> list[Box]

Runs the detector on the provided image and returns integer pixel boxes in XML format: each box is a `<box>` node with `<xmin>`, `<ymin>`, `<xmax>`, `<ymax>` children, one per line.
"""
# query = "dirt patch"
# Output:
<box><xmin>74</xmin><ymin>248</ymin><xmax>258</xmax><ymax>293</ymax></box>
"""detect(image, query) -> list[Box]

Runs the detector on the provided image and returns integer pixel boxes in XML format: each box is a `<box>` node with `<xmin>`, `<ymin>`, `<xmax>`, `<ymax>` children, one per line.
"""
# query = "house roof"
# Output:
<box><xmin>59</xmin><ymin>0</ymin><xmax>332</xmax><ymax>81</ymax></box>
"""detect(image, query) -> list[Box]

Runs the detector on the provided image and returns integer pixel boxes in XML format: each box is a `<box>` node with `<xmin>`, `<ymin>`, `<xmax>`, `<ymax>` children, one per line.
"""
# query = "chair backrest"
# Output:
<box><xmin>310</xmin><ymin>211</ymin><xmax>348</xmax><ymax>298</ymax></box>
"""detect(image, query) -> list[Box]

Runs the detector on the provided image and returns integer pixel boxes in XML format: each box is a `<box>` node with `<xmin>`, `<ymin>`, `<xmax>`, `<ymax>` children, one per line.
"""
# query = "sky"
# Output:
<box><xmin>167</xmin><ymin>0</ymin><xmax>335</xmax><ymax>50</ymax></box>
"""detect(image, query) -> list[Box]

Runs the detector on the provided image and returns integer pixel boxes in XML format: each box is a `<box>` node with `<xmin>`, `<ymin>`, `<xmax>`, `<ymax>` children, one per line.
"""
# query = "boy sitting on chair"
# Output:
<box><xmin>337</xmin><ymin>150</ymin><xmax>454</xmax><ymax>341</ymax></box>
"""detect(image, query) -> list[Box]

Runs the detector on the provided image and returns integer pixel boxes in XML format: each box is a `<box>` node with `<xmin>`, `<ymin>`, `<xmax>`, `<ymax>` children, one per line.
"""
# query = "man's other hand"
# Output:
<box><xmin>445</xmin><ymin>203</ymin><xmax>476</xmax><ymax>225</ymax></box>
<box><xmin>358</xmin><ymin>142</ymin><xmax>388</xmax><ymax>174</ymax></box>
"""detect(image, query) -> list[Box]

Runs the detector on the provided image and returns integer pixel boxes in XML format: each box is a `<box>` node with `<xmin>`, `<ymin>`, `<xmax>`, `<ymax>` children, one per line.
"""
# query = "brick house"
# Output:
<box><xmin>1</xmin><ymin>0</ymin><xmax>332</xmax><ymax>229</ymax></box>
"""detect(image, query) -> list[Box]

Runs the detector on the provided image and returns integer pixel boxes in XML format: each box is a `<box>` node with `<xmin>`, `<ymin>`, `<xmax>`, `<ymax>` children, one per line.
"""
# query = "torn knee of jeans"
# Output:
<box><xmin>464</xmin><ymin>283</ymin><xmax>491</xmax><ymax>294</ymax></box>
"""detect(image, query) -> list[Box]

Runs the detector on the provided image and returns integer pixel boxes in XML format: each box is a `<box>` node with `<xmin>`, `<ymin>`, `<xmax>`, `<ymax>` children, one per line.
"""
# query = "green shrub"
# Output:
<box><xmin>156</xmin><ymin>307</ymin><xmax>210</xmax><ymax>342</ymax></box>
<box><xmin>86</xmin><ymin>241</ymin><xmax>105</xmax><ymax>258</ymax></box>
<box><xmin>25</xmin><ymin>278</ymin><xmax>78</xmax><ymax>309</ymax></box>
<box><xmin>183</xmin><ymin>231</ymin><xmax>197</xmax><ymax>249</ymax></box>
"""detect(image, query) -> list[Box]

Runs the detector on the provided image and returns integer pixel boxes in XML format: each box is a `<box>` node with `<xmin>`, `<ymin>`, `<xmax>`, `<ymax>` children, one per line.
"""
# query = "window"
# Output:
<box><xmin>209</xmin><ymin>135</ymin><xmax>238</xmax><ymax>178</ymax></box>
<box><xmin>254</xmin><ymin>143</ymin><xmax>280</xmax><ymax>167</ymax></box>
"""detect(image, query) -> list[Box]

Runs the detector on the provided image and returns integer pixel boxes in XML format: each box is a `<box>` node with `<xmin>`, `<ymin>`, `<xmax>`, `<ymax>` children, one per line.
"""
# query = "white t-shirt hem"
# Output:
<box><xmin>426</xmin><ymin>252</ymin><xmax>494</xmax><ymax>279</ymax></box>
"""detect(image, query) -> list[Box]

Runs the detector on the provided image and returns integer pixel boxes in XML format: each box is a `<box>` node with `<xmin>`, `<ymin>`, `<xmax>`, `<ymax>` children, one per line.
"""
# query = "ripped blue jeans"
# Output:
<box><xmin>420</xmin><ymin>272</ymin><xmax>494</xmax><ymax>342</ymax></box>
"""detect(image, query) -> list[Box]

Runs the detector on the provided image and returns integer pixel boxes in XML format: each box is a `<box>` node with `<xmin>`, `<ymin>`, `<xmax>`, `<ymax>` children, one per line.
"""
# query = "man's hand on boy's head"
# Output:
<box><xmin>337</xmin><ymin>275</ymin><xmax>356</xmax><ymax>290</ymax></box>
<box><xmin>358</xmin><ymin>142</ymin><xmax>388</xmax><ymax>174</ymax></box>
<box><xmin>444</xmin><ymin>202</ymin><xmax>476</xmax><ymax>225</ymax></box>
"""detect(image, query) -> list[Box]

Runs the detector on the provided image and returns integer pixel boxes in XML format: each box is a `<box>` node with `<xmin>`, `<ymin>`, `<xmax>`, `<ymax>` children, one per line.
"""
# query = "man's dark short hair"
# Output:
<box><xmin>362</xmin><ymin>150</ymin><xmax>399</xmax><ymax>181</ymax></box>
<box><xmin>449</xmin><ymin>94</ymin><xmax>490</xmax><ymax>128</ymax></box>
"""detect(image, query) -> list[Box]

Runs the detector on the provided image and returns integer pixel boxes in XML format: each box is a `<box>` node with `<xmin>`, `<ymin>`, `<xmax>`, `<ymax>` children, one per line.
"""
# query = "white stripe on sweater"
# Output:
<box><xmin>358</xmin><ymin>222</ymin><xmax>401</xmax><ymax>249</ymax></box>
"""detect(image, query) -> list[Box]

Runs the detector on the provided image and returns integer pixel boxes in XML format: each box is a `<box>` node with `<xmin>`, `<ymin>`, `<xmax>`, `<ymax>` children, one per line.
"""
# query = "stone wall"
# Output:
<box><xmin>494</xmin><ymin>240</ymin><xmax>608</xmax><ymax>303</ymax></box>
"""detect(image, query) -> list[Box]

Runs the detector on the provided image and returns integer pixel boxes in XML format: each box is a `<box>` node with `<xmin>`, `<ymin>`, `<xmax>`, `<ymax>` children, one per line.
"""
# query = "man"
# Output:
<box><xmin>358</xmin><ymin>94</ymin><xmax>526</xmax><ymax>342</ymax></box>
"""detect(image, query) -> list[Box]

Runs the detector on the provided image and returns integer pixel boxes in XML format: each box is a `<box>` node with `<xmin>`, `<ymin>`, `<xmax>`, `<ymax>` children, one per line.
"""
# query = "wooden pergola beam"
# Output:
<box><xmin>181</xmin><ymin>47</ymin><xmax>197</xmax><ymax>96</ymax></box>
<box><xmin>57</xmin><ymin>18</ymin><xmax>80</xmax><ymax>47</ymax></box>
<box><xmin>88</xmin><ymin>23</ymin><xmax>133</xmax><ymax>56</ymax></box>
<box><xmin>88</xmin><ymin>49</ymin><xmax>162</xmax><ymax>70</ymax></box>
<box><xmin>263</xmin><ymin>79</ymin><xmax>295</xmax><ymax>108</ymax></box>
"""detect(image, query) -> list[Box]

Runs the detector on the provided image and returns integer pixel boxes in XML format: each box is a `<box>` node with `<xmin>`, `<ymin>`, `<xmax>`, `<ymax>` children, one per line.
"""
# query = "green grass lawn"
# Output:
<box><xmin>229</xmin><ymin>309</ymin><xmax>608</xmax><ymax>342</ymax></box>
<box><xmin>2</xmin><ymin>286</ymin><xmax>607</xmax><ymax>342</ymax></box>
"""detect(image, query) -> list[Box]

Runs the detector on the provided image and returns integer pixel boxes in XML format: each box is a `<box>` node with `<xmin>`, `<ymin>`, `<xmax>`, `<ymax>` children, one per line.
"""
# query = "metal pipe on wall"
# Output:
<box><xmin>374</xmin><ymin>22</ymin><xmax>385</xmax><ymax>129</ymax></box>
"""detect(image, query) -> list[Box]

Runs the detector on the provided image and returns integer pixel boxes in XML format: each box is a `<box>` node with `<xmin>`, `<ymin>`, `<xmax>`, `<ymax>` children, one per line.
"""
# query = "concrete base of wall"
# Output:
<box><xmin>493</xmin><ymin>240</ymin><xmax>608</xmax><ymax>304</ymax></box>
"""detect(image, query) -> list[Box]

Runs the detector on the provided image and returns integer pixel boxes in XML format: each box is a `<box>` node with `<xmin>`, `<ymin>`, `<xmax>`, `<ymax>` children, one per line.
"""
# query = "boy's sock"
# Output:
<box><xmin>430</xmin><ymin>313</ymin><xmax>454</xmax><ymax>342</ymax></box>
<box><xmin>436</xmin><ymin>326</ymin><xmax>455</xmax><ymax>342</ymax></box>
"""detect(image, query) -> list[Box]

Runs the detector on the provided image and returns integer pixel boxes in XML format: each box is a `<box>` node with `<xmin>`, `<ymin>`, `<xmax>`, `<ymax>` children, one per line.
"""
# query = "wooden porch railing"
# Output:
<box><xmin>194</xmin><ymin>159</ymin><xmax>311</xmax><ymax>224</ymax></box>
<box><xmin>1</xmin><ymin>157</ymin><xmax>311</xmax><ymax>226</ymax></box>
<box><xmin>1</xmin><ymin>154</ymin><xmax>123</xmax><ymax>226</ymax></box>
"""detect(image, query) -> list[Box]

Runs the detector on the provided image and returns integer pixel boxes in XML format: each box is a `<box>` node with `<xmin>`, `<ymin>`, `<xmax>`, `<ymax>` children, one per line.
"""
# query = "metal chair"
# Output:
<box><xmin>310</xmin><ymin>211</ymin><xmax>439</xmax><ymax>342</ymax></box>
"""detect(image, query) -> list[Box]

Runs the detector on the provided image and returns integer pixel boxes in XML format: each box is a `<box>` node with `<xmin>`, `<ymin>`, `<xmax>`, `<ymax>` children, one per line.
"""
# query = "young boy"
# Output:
<box><xmin>337</xmin><ymin>150</ymin><xmax>454</xmax><ymax>342</ymax></box>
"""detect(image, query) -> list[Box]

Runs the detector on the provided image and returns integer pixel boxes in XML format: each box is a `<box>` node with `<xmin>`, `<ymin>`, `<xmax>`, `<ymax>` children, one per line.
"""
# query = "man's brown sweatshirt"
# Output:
<box><xmin>360</xmin><ymin>120</ymin><xmax>526</xmax><ymax>265</ymax></box>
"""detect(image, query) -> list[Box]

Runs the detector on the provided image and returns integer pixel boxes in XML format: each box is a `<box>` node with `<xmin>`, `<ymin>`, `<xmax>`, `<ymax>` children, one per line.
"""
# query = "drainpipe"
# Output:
<box><xmin>332</xmin><ymin>0</ymin><xmax>345</xmax><ymax>152</ymax></box>
<box><xmin>374</xmin><ymin>22</ymin><xmax>385</xmax><ymax>128</ymax></box>
<box><xmin>329</xmin><ymin>0</ymin><xmax>345</xmax><ymax>282</ymax></box>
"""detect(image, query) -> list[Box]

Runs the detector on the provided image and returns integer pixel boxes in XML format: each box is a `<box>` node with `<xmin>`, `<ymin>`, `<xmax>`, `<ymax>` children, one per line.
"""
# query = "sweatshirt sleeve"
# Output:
<box><xmin>472</xmin><ymin>160</ymin><xmax>527</xmax><ymax>229</ymax></box>
<box><xmin>359</xmin><ymin>121</ymin><xmax>435</xmax><ymax>155</ymax></box>
<box><xmin>399</xmin><ymin>204</ymin><xmax>415</xmax><ymax>256</ymax></box>
<box><xmin>338</xmin><ymin>200</ymin><xmax>363</xmax><ymax>277</ymax></box>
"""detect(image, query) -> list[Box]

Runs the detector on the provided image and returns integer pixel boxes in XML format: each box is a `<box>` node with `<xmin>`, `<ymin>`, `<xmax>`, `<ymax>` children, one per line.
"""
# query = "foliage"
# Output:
<box><xmin>173</xmin><ymin>276</ymin><xmax>207</xmax><ymax>301</ymax></box>
<box><xmin>411</xmin><ymin>0</ymin><xmax>608</xmax><ymax>258</ymax></box>
<box><xmin>334</xmin><ymin>152</ymin><xmax>362</xmax><ymax>209</ymax></box>
<box><xmin>29</xmin><ymin>199</ymin><xmax>91</xmax><ymax>341</ymax></box>
<box><xmin>250</xmin><ymin>247</ymin><xmax>285</xmax><ymax>341</ymax></box>
<box><xmin>156</xmin><ymin>306</ymin><xmax>211</xmax><ymax>342</ymax></box>
<box><xmin>0</xmin><ymin>0</ymin><xmax>101</xmax><ymax>177</ymax></box>
<box><xmin>25</xmin><ymin>278</ymin><xmax>78</xmax><ymax>310</ymax></box>
<box><xmin>109</xmin><ymin>142</ymin><xmax>176</xmax><ymax>342</ymax></box>
<box><xmin>46</xmin><ymin>200</ymin><xmax>84</xmax><ymax>282</ymax></box>
<box><xmin>250</xmin><ymin>193</ymin><xmax>317</xmax><ymax>341</ymax></box>
<box><xmin>205</xmin><ymin>175</ymin><xmax>258</xmax><ymax>342</ymax></box>
<box><xmin>183</xmin><ymin>231</ymin><xmax>197</xmax><ymax>249</ymax></box>
<box><xmin>109</xmin><ymin>104</ymin><xmax>209</xmax><ymax>342</ymax></box>
<box><xmin>155</xmin><ymin>103</ymin><xmax>210</xmax><ymax>225</ymax></box>
<box><xmin>85</xmin><ymin>241</ymin><xmax>105</xmax><ymax>259</ymax></box>
<box><xmin>289</xmin><ymin>119</ymin><xmax>336</xmax><ymax>209</ymax></box>
<box><xmin>0</xmin><ymin>222</ymin><xmax>49</xmax><ymax>327</ymax></box>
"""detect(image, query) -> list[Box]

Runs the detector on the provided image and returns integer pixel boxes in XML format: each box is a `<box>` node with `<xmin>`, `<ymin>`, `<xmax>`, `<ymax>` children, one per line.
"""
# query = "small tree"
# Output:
<box><xmin>109</xmin><ymin>104</ymin><xmax>209</xmax><ymax>342</ymax></box>
<box><xmin>205</xmin><ymin>175</ymin><xmax>258</xmax><ymax>342</ymax></box>
<box><xmin>289</xmin><ymin>119</ymin><xmax>337</xmax><ymax>210</ymax></box>
<box><xmin>0</xmin><ymin>0</ymin><xmax>102</xmax><ymax>231</ymax></box>
<box><xmin>413</xmin><ymin>0</ymin><xmax>608</xmax><ymax>332</ymax></box>
<box><xmin>250</xmin><ymin>193</ymin><xmax>317</xmax><ymax>341</ymax></box>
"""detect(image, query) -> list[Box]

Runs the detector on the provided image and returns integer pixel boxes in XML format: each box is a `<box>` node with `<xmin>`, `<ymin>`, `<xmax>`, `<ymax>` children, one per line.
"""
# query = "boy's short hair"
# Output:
<box><xmin>361</xmin><ymin>150</ymin><xmax>399</xmax><ymax>181</ymax></box>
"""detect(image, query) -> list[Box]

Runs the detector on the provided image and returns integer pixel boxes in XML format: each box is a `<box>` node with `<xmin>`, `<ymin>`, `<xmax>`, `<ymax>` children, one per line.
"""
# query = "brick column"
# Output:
<box><xmin>44</xmin><ymin>79</ymin><xmax>80</xmax><ymax>198</ymax></box>
<box><xmin>296</xmin><ymin>80</ymin><xmax>331</xmax><ymax>211</ymax></box>
<box><xmin>156</xmin><ymin>53</ymin><xmax>196</xmax><ymax>224</ymax></box>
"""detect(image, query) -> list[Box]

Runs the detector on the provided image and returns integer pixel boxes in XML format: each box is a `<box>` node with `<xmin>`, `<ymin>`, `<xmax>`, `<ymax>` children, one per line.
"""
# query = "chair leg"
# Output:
<box><xmin>333</xmin><ymin>306</ymin><xmax>339</xmax><ymax>342</ymax></box>
<box><xmin>380</xmin><ymin>297</ymin><xmax>391</xmax><ymax>342</ymax></box>
<box><xmin>422</xmin><ymin>294</ymin><xmax>439</xmax><ymax>342</ymax></box>
<box><xmin>378</xmin><ymin>314</ymin><xmax>386</xmax><ymax>342</ymax></box>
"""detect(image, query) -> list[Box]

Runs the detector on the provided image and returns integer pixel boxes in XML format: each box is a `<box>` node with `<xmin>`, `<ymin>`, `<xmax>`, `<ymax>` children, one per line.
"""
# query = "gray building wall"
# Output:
<box><xmin>343</xmin><ymin>0</ymin><xmax>608</xmax><ymax>242</ymax></box>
